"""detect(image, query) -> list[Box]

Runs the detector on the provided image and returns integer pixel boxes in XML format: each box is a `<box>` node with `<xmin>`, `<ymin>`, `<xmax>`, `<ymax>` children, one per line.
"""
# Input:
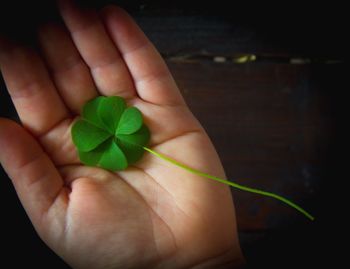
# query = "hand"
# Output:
<box><xmin>0</xmin><ymin>1</ymin><xmax>243</xmax><ymax>268</ymax></box>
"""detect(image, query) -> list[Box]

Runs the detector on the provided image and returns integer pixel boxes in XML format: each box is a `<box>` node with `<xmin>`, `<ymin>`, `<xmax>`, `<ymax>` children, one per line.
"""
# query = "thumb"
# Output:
<box><xmin>0</xmin><ymin>118</ymin><xmax>65</xmax><ymax>230</ymax></box>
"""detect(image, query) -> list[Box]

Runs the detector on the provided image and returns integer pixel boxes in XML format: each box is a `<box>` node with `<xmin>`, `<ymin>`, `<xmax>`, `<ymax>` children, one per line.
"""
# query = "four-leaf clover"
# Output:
<box><xmin>72</xmin><ymin>96</ymin><xmax>150</xmax><ymax>171</ymax></box>
<box><xmin>71</xmin><ymin>96</ymin><xmax>314</xmax><ymax>220</ymax></box>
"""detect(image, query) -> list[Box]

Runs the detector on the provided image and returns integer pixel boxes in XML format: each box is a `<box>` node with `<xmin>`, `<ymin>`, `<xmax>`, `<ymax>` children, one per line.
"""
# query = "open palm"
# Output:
<box><xmin>0</xmin><ymin>1</ymin><xmax>243</xmax><ymax>268</ymax></box>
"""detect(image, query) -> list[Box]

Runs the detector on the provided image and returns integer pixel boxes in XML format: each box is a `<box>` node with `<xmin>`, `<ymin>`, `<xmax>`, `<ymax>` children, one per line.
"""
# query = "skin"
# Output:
<box><xmin>0</xmin><ymin>1</ymin><xmax>244</xmax><ymax>268</ymax></box>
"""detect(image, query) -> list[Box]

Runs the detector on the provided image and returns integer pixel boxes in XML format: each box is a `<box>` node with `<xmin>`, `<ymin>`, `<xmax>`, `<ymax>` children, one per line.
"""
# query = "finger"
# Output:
<box><xmin>0</xmin><ymin>118</ymin><xmax>67</xmax><ymax>229</ymax></box>
<box><xmin>101</xmin><ymin>6</ymin><xmax>185</xmax><ymax>107</ymax></box>
<box><xmin>58</xmin><ymin>0</ymin><xmax>135</xmax><ymax>99</ymax></box>
<box><xmin>0</xmin><ymin>39</ymin><xmax>69</xmax><ymax>136</ymax></box>
<box><xmin>38</xmin><ymin>22</ymin><xmax>98</xmax><ymax>114</ymax></box>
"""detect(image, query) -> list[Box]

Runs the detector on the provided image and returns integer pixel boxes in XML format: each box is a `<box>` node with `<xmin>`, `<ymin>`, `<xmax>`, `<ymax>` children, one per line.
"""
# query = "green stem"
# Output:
<box><xmin>143</xmin><ymin>146</ymin><xmax>314</xmax><ymax>221</ymax></box>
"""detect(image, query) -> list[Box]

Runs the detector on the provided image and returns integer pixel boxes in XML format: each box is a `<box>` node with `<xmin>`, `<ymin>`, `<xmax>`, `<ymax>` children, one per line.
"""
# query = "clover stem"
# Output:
<box><xmin>143</xmin><ymin>146</ymin><xmax>314</xmax><ymax>221</ymax></box>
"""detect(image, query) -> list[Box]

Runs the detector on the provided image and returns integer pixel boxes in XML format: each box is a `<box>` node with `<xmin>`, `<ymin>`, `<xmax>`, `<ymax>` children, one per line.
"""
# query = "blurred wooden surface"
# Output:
<box><xmin>169</xmin><ymin>61</ymin><xmax>329</xmax><ymax>224</ymax></box>
<box><xmin>0</xmin><ymin>1</ymin><xmax>344</xmax><ymax>268</ymax></box>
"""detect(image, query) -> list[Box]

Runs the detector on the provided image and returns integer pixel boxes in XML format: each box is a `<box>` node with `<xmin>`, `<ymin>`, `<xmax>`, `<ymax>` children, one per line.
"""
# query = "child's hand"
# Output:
<box><xmin>0</xmin><ymin>1</ymin><xmax>243</xmax><ymax>268</ymax></box>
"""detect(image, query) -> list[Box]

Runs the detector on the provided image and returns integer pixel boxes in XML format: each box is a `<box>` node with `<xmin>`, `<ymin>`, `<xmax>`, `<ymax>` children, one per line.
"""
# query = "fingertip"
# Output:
<box><xmin>58</xmin><ymin>0</ymin><xmax>98</xmax><ymax>31</ymax></box>
<box><xmin>100</xmin><ymin>5</ymin><xmax>141</xmax><ymax>43</ymax></box>
<box><xmin>100</xmin><ymin>5</ymin><xmax>125</xmax><ymax>18</ymax></box>
<box><xmin>56</xmin><ymin>0</ymin><xmax>74</xmax><ymax>12</ymax></box>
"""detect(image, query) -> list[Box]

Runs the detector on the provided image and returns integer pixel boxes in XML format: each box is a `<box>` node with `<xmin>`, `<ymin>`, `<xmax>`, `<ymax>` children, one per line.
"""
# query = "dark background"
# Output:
<box><xmin>0</xmin><ymin>1</ymin><xmax>346</xmax><ymax>268</ymax></box>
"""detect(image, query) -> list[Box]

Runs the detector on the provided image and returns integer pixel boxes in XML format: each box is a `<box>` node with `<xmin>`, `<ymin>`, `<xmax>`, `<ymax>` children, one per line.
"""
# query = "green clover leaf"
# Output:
<box><xmin>71</xmin><ymin>96</ymin><xmax>314</xmax><ymax>220</ymax></box>
<box><xmin>72</xmin><ymin>96</ymin><xmax>150</xmax><ymax>171</ymax></box>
